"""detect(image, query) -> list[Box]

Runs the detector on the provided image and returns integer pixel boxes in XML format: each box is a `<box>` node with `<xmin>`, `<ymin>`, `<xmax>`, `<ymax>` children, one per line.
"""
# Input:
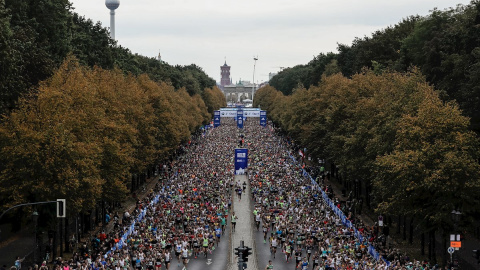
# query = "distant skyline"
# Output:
<box><xmin>69</xmin><ymin>0</ymin><xmax>471</xmax><ymax>84</ymax></box>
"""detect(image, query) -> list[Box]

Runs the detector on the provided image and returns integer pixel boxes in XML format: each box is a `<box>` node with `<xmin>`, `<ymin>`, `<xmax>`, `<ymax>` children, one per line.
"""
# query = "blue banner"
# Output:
<box><xmin>260</xmin><ymin>111</ymin><xmax>267</xmax><ymax>126</ymax></box>
<box><xmin>234</xmin><ymin>148</ymin><xmax>248</xmax><ymax>175</ymax></box>
<box><xmin>214</xmin><ymin>110</ymin><xmax>221</xmax><ymax>127</ymax></box>
<box><xmin>237</xmin><ymin>109</ymin><xmax>244</xmax><ymax>129</ymax></box>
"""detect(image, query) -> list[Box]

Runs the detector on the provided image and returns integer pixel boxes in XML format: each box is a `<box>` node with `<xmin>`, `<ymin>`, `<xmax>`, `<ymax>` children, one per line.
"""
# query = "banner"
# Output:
<box><xmin>213</xmin><ymin>110</ymin><xmax>220</xmax><ymax>127</ymax></box>
<box><xmin>237</xmin><ymin>109</ymin><xmax>244</xmax><ymax>129</ymax></box>
<box><xmin>220</xmin><ymin>109</ymin><xmax>261</xmax><ymax>117</ymax></box>
<box><xmin>244</xmin><ymin>111</ymin><xmax>260</xmax><ymax>117</ymax></box>
<box><xmin>260</xmin><ymin>111</ymin><xmax>267</xmax><ymax>126</ymax></box>
<box><xmin>234</xmin><ymin>148</ymin><xmax>248</xmax><ymax>175</ymax></box>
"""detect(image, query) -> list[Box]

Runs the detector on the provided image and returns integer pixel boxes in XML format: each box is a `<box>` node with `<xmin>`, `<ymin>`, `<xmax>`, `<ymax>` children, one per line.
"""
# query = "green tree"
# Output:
<box><xmin>374</xmin><ymin>87</ymin><xmax>480</xmax><ymax>231</ymax></box>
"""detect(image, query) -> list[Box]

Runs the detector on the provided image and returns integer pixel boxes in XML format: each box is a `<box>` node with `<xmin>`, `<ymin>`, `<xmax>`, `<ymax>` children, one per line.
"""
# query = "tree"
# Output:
<box><xmin>374</xmin><ymin>86</ymin><xmax>480</xmax><ymax>231</ymax></box>
<box><xmin>0</xmin><ymin>57</ymin><xmax>104</xmax><ymax>214</ymax></box>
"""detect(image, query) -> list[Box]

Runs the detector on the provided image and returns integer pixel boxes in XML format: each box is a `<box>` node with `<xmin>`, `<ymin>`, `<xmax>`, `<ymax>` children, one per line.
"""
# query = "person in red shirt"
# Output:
<box><xmin>99</xmin><ymin>231</ymin><xmax>107</xmax><ymax>242</ymax></box>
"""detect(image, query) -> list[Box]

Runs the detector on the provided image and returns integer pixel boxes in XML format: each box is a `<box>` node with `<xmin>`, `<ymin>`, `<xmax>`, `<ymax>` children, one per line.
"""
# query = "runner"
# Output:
<box><xmin>298</xmin><ymin>257</ymin><xmax>309</xmax><ymax>270</ymax></box>
<box><xmin>255</xmin><ymin>211</ymin><xmax>261</xmax><ymax>231</ymax></box>
<box><xmin>175</xmin><ymin>242</ymin><xmax>182</xmax><ymax>266</ymax></box>
<box><xmin>295</xmin><ymin>248</ymin><xmax>303</xmax><ymax>267</ymax></box>
<box><xmin>270</xmin><ymin>237</ymin><xmax>278</xmax><ymax>258</ymax></box>
<box><xmin>263</xmin><ymin>223</ymin><xmax>268</xmax><ymax>244</ymax></box>
<box><xmin>265</xmin><ymin>260</ymin><xmax>274</xmax><ymax>270</ymax></box>
<box><xmin>164</xmin><ymin>249</ymin><xmax>171</xmax><ymax>270</ymax></box>
<box><xmin>231</xmin><ymin>212</ymin><xmax>237</xmax><ymax>232</ymax></box>
<box><xmin>181</xmin><ymin>246</ymin><xmax>189</xmax><ymax>268</ymax></box>
<box><xmin>284</xmin><ymin>242</ymin><xmax>292</xmax><ymax>263</ymax></box>
<box><xmin>202</xmin><ymin>235</ymin><xmax>209</xmax><ymax>258</ymax></box>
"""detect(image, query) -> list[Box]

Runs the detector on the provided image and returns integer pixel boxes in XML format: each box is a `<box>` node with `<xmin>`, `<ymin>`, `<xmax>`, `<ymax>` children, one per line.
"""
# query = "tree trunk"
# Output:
<box><xmin>102</xmin><ymin>200</ymin><xmax>106</xmax><ymax>228</ymax></box>
<box><xmin>397</xmin><ymin>215</ymin><xmax>401</xmax><ymax>234</ymax></box>
<box><xmin>131</xmin><ymin>175</ymin><xmax>135</xmax><ymax>192</ymax></box>
<box><xmin>52</xmin><ymin>227</ymin><xmax>57</xmax><ymax>263</ymax></box>
<box><xmin>421</xmin><ymin>232</ymin><xmax>425</xmax><ymax>255</ymax></box>
<box><xmin>431</xmin><ymin>229</ymin><xmax>436</xmax><ymax>264</ymax></box>
<box><xmin>428</xmin><ymin>230</ymin><xmax>432</xmax><ymax>261</ymax></box>
<box><xmin>443</xmin><ymin>233</ymin><xmax>448</xmax><ymax>266</ymax></box>
<box><xmin>60</xmin><ymin>218</ymin><xmax>63</xmax><ymax>257</ymax></box>
<box><xmin>64</xmin><ymin>217</ymin><xmax>69</xmax><ymax>253</ymax></box>
<box><xmin>403</xmin><ymin>215</ymin><xmax>407</xmax><ymax>240</ymax></box>
<box><xmin>409</xmin><ymin>218</ymin><xmax>414</xmax><ymax>244</ymax></box>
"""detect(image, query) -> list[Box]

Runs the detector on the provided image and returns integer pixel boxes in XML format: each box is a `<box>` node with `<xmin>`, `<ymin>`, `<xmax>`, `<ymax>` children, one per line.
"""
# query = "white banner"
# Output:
<box><xmin>219</xmin><ymin>110</ymin><xmax>260</xmax><ymax>117</ymax></box>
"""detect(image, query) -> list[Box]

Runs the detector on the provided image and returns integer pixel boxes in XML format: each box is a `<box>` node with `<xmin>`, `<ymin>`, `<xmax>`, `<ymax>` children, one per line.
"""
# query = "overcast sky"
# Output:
<box><xmin>69</xmin><ymin>0</ymin><xmax>471</xmax><ymax>84</ymax></box>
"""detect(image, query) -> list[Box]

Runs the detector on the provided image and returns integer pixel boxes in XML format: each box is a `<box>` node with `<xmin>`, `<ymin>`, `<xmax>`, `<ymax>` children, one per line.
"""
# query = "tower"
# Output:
<box><xmin>220</xmin><ymin>60</ymin><xmax>231</xmax><ymax>87</ymax></box>
<box><xmin>157</xmin><ymin>50</ymin><xmax>163</xmax><ymax>64</ymax></box>
<box><xmin>105</xmin><ymin>0</ymin><xmax>120</xmax><ymax>40</ymax></box>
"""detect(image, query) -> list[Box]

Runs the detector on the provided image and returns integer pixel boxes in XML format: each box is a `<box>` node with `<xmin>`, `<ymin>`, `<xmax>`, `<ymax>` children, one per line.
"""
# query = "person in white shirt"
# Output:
<box><xmin>182</xmin><ymin>247</ymin><xmax>189</xmax><ymax>268</ymax></box>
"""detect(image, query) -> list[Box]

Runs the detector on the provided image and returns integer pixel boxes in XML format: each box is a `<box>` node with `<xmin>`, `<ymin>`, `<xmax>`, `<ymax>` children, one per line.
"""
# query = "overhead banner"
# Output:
<box><xmin>243</xmin><ymin>111</ymin><xmax>259</xmax><ymax>117</ymax></box>
<box><xmin>213</xmin><ymin>110</ymin><xmax>220</xmax><ymax>127</ymax></box>
<box><xmin>234</xmin><ymin>148</ymin><xmax>248</xmax><ymax>175</ymax></box>
<box><xmin>237</xmin><ymin>109</ymin><xmax>244</xmax><ymax>128</ymax></box>
<box><xmin>220</xmin><ymin>109</ymin><xmax>261</xmax><ymax>117</ymax></box>
<box><xmin>260</xmin><ymin>111</ymin><xmax>267</xmax><ymax>126</ymax></box>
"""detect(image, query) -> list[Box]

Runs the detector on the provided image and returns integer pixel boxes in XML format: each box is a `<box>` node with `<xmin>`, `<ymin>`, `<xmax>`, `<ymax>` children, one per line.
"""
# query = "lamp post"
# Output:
<box><xmin>450</xmin><ymin>209</ymin><xmax>461</xmax><ymax>268</ymax></box>
<box><xmin>252</xmin><ymin>56</ymin><xmax>258</xmax><ymax>103</ymax></box>
<box><xmin>32</xmin><ymin>209</ymin><xmax>39</xmax><ymax>264</ymax></box>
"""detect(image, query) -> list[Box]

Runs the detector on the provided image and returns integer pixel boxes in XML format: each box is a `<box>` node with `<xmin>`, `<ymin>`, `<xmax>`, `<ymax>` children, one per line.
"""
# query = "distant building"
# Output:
<box><xmin>220</xmin><ymin>61</ymin><xmax>231</xmax><ymax>90</ymax></box>
<box><xmin>223</xmin><ymin>79</ymin><xmax>255</xmax><ymax>103</ymax></box>
<box><xmin>219</xmin><ymin>60</ymin><xmax>258</xmax><ymax>103</ymax></box>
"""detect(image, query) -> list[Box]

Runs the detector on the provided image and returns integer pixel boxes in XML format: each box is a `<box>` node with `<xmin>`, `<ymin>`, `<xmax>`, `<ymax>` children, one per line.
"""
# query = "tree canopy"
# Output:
<box><xmin>0</xmin><ymin>56</ymin><xmax>225</xmax><ymax>215</ymax></box>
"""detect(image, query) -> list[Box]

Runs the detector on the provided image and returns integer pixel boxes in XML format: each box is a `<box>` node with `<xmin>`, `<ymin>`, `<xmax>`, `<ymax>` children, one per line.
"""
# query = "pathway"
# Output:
<box><xmin>228</xmin><ymin>174</ymin><xmax>259</xmax><ymax>270</ymax></box>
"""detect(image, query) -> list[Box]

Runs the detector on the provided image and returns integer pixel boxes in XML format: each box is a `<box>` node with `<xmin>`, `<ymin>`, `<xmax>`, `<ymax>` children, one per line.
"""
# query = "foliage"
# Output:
<box><xmin>0</xmin><ymin>56</ymin><xmax>219</xmax><ymax>214</ymax></box>
<box><xmin>268</xmin><ymin>53</ymin><xmax>337</xmax><ymax>95</ymax></box>
<box><xmin>374</xmin><ymin>87</ymin><xmax>480</xmax><ymax>230</ymax></box>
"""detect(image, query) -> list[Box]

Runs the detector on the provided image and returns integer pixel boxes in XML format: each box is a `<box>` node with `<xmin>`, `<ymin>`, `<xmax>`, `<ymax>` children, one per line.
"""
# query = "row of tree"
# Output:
<box><xmin>269</xmin><ymin>1</ymin><xmax>480</xmax><ymax>131</ymax></box>
<box><xmin>0</xmin><ymin>56</ymin><xmax>226</xmax><ymax>217</ymax></box>
<box><xmin>254</xmin><ymin>70</ymin><xmax>480</xmax><ymax>254</ymax></box>
<box><xmin>0</xmin><ymin>0</ymin><xmax>216</xmax><ymax>115</ymax></box>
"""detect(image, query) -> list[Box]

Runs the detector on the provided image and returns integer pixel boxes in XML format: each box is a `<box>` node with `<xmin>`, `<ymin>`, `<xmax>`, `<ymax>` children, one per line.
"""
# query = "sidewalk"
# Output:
<box><xmin>228</xmin><ymin>174</ymin><xmax>259</xmax><ymax>270</ymax></box>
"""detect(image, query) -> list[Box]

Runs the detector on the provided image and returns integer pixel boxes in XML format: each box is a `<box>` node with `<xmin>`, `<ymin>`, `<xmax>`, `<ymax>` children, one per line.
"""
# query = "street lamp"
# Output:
<box><xmin>252</xmin><ymin>56</ymin><xmax>258</xmax><ymax>103</ymax></box>
<box><xmin>32</xmin><ymin>210</ymin><xmax>39</xmax><ymax>264</ymax></box>
<box><xmin>450</xmin><ymin>209</ymin><xmax>461</xmax><ymax>268</ymax></box>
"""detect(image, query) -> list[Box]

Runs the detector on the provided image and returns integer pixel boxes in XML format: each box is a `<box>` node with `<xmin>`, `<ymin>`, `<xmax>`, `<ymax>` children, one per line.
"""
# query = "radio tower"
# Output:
<box><xmin>105</xmin><ymin>0</ymin><xmax>120</xmax><ymax>39</ymax></box>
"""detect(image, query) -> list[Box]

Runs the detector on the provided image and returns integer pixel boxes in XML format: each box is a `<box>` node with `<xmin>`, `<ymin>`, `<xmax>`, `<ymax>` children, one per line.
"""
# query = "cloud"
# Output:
<box><xmin>71</xmin><ymin>0</ymin><xmax>471</xmax><ymax>82</ymax></box>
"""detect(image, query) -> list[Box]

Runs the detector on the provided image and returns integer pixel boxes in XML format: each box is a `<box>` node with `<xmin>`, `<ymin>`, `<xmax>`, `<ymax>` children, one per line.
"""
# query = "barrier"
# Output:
<box><xmin>105</xmin><ymin>193</ymin><xmax>161</xmax><ymax>256</ymax></box>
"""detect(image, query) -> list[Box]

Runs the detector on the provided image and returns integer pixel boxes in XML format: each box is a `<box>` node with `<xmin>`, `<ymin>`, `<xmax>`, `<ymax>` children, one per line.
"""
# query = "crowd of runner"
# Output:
<box><xmin>241</xmin><ymin>120</ymin><xmax>437</xmax><ymax>270</ymax></box>
<box><xmin>25</xmin><ymin>117</ymin><xmax>439</xmax><ymax>270</ymax></box>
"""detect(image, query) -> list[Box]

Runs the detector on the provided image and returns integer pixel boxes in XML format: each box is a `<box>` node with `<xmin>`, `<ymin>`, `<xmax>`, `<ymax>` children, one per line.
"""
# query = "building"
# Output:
<box><xmin>218</xmin><ymin>61</ymin><xmax>256</xmax><ymax>103</ymax></box>
<box><xmin>220</xmin><ymin>61</ymin><xmax>231</xmax><ymax>89</ymax></box>
<box><xmin>223</xmin><ymin>80</ymin><xmax>255</xmax><ymax>103</ymax></box>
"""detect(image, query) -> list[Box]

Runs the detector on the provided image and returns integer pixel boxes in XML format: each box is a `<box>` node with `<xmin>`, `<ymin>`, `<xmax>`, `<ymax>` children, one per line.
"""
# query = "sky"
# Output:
<box><xmin>69</xmin><ymin>0</ymin><xmax>471</xmax><ymax>84</ymax></box>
